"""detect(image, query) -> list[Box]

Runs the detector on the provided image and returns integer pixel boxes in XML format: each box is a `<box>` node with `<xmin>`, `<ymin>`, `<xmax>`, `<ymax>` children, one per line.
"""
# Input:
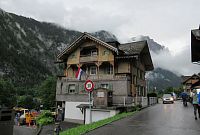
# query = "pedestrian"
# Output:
<box><xmin>16</xmin><ymin>112</ymin><xmax>20</xmax><ymax>126</ymax></box>
<box><xmin>181</xmin><ymin>91</ymin><xmax>188</xmax><ymax>106</ymax></box>
<box><xmin>192</xmin><ymin>89</ymin><xmax>200</xmax><ymax>120</ymax></box>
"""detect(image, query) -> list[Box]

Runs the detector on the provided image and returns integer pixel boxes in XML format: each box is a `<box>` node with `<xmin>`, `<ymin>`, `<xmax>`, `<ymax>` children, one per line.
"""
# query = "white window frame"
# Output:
<box><xmin>100</xmin><ymin>84</ymin><xmax>109</xmax><ymax>89</ymax></box>
<box><xmin>90</xmin><ymin>66</ymin><xmax>97</xmax><ymax>75</ymax></box>
<box><xmin>91</xmin><ymin>49</ymin><xmax>97</xmax><ymax>56</ymax></box>
<box><xmin>68</xmin><ymin>84</ymin><xmax>76</xmax><ymax>94</ymax></box>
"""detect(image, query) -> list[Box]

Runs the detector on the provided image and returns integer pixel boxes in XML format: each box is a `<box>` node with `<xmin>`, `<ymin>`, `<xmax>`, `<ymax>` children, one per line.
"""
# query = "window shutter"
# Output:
<box><xmin>65</xmin><ymin>84</ymin><xmax>69</xmax><ymax>94</ymax></box>
<box><xmin>108</xmin><ymin>84</ymin><xmax>113</xmax><ymax>90</ymax></box>
<box><xmin>94</xmin><ymin>83</ymin><xmax>99</xmax><ymax>90</ymax></box>
<box><xmin>75</xmin><ymin>84</ymin><xmax>79</xmax><ymax>93</ymax></box>
<box><xmin>80</xmin><ymin>83</ymin><xmax>85</xmax><ymax>93</ymax></box>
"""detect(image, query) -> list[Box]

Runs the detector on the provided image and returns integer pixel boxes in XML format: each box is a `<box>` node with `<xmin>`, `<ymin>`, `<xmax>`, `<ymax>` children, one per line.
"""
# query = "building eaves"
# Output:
<box><xmin>119</xmin><ymin>41</ymin><xmax>147</xmax><ymax>55</ymax></box>
<box><xmin>182</xmin><ymin>74</ymin><xmax>200</xmax><ymax>84</ymax></box>
<box><xmin>57</xmin><ymin>32</ymin><xmax>118</xmax><ymax>60</ymax></box>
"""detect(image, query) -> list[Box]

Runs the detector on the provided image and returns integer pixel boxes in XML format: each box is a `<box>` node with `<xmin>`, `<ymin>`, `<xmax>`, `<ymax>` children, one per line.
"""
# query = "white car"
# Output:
<box><xmin>163</xmin><ymin>94</ymin><xmax>174</xmax><ymax>104</ymax></box>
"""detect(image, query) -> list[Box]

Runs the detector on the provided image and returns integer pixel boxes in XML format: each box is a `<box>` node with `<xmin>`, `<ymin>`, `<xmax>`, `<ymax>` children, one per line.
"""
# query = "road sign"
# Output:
<box><xmin>84</xmin><ymin>80</ymin><xmax>94</xmax><ymax>92</ymax></box>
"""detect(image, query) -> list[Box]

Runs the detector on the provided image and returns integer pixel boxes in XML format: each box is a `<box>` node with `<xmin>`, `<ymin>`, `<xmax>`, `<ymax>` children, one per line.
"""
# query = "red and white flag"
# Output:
<box><xmin>75</xmin><ymin>67</ymin><xmax>83</xmax><ymax>80</ymax></box>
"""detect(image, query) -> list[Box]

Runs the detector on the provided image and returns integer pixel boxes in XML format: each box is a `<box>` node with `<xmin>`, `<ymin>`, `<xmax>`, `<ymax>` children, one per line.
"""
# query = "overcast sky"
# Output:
<box><xmin>0</xmin><ymin>0</ymin><xmax>200</xmax><ymax>75</ymax></box>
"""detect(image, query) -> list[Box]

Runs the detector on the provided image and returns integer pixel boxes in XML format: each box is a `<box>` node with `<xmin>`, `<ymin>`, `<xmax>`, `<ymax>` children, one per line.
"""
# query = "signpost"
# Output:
<box><xmin>84</xmin><ymin>80</ymin><xmax>94</xmax><ymax>124</ymax></box>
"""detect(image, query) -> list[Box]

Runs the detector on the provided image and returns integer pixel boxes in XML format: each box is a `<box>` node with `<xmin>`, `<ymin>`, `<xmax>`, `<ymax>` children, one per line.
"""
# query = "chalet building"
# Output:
<box><xmin>55</xmin><ymin>32</ymin><xmax>154</xmax><ymax>124</ymax></box>
<box><xmin>182</xmin><ymin>74</ymin><xmax>200</xmax><ymax>94</ymax></box>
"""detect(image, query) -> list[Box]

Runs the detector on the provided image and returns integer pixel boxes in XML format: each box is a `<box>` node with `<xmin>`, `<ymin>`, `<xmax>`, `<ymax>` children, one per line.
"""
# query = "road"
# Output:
<box><xmin>86</xmin><ymin>101</ymin><xmax>200</xmax><ymax>135</ymax></box>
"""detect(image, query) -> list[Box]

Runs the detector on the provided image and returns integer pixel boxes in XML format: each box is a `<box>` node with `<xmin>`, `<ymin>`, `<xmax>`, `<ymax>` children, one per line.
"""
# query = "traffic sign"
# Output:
<box><xmin>84</xmin><ymin>80</ymin><xmax>94</xmax><ymax>92</ymax></box>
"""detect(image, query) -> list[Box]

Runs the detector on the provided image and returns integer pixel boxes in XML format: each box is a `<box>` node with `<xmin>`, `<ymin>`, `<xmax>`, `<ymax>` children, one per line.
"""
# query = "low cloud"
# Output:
<box><xmin>151</xmin><ymin>46</ymin><xmax>200</xmax><ymax>76</ymax></box>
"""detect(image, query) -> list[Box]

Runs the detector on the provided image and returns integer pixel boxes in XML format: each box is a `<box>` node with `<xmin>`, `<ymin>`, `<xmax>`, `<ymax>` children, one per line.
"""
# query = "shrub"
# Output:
<box><xmin>147</xmin><ymin>92</ymin><xmax>157</xmax><ymax>97</ymax></box>
<box><xmin>36</xmin><ymin>110</ymin><xmax>54</xmax><ymax>126</ymax></box>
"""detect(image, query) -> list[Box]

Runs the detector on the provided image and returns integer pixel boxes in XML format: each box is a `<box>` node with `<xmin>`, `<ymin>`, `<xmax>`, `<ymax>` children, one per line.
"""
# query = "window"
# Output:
<box><xmin>103</xmin><ymin>50</ymin><xmax>109</xmax><ymax>55</ymax></box>
<box><xmin>100</xmin><ymin>84</ymin><xmax>109</xmax><ymax>89</ymax></box>
<box><xmin>68</xmin><ymin>84</ymin><xmax>76</xmax><ymax>94</ymax></box>
<box><xmin>104</xmin><ymin>65</ymin><xmax>113</xmax><ymax>74</ymax></box>
<box><xmin>90</xmin><ymin>66</ymin><xmax>97</xmax><ymax>75</ymax></box>
<box><xmin>70</xmin><ymin>53</ymin><xmax>76</xmax><ymax>59</ymax></box>
<box><xmin>91</xmin><ymin>49</ymin><xmax>97</xmax><ymax>56</ymax></box>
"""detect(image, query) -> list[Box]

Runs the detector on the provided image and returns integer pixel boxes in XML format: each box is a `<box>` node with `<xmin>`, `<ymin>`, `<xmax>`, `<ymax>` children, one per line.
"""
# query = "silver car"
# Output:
<box><xmin>163</xmin><ymin>94</ymin><xmax>174</xmax><ymax>104</ymax></box>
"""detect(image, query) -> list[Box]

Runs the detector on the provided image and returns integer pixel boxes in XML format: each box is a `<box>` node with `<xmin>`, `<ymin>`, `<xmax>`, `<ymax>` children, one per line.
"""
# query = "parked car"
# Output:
<box><xmin>162</xmin><ymin>94</ymin><xmax>174</xmax><ymax>104</ymax></box>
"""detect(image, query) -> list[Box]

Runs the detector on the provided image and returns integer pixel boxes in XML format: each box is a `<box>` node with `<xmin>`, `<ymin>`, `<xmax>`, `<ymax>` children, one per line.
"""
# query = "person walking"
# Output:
<box><xmin>16</xmin><ymin>112</ymin><xmax>21</xmax><ymax>126</ymax></box>
<box><xmin>192</xmin><ymin>89</ymin><xmax>200</xmax><ymax>120</ymax></box>
<box><xmin>181</xmin><ymin>91</ymin><xmax>188</xmax><ymax>106</ymax></box>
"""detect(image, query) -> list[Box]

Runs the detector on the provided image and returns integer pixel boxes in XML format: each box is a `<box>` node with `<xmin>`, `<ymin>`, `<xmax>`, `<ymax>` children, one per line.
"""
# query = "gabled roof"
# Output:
<box><xmin>191</xmin><ymin>80</ymin><xmax>200</xmax><ymax>89</ymax></box>
<box><xmin>119</xmin><ymin>41</ymin><xmax>146</xmax><ymax>55</ymax></box>
<box><xmin>182</xmin><ymin>74</ymin><xmax>200</xmax><ymax>84</ymax></box>
<box><xmin>118</xmin><ymin>41</ymin><xmax>154</xmax><ymax>71</ymax></box>
<box><xmin>57</xmin><ymin>32</ymin><xmax>118</xmax><ymax>60</ymax></box>
<box><xmin>181</xmin><ymin>76</ymin><xmax>191</xmax><ymax>83</ymax></box>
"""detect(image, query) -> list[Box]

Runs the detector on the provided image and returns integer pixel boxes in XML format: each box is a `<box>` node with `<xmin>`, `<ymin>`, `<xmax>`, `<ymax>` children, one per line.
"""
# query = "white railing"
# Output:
<box><xmin>148</xmin><ymin>97</ymin><xmax>158</xmax><ymax>105</ymax></box>
<box><xmin>133</xmin><ymin>97</ymin><xmax>157</xmax><ymax>107</ymax></box>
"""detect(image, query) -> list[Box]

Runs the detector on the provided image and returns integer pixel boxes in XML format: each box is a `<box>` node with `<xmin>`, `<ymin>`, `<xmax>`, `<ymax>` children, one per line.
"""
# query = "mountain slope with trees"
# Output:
<box><xmin>0</xmin><ymin>9</ymin><xmax>181</xmax><ymax>107</ymax></box>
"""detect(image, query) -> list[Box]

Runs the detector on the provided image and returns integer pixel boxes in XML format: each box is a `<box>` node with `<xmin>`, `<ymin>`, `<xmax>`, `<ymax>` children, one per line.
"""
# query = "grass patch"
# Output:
<box><xmin>60</xmin><ymin>110</ymin><xmax>138</xmax><ymax>135</ymax></box>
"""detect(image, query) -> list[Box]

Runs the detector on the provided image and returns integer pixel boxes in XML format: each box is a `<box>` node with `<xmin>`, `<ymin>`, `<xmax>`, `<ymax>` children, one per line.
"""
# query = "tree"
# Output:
<box><xmin>17</xmin><ymin>95</ymin><xmax>36</xmax><ymax>109</ymax></box>
<box><xmin>0</xmin><ymin>79</ymin><xmax>16</xmax><ymax>107</ymax></box>
<box><xmin>37</xmin><ymin>76</ymin><xmax>56</xmax><ymax>109</ymax></box>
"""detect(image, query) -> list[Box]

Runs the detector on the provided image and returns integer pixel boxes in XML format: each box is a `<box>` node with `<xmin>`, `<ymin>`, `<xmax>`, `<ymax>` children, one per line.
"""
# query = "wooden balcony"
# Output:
<box><xmin>80</xmin><ymin>56</ymin><xmax>98</xmax><ymax>63</ymax></box>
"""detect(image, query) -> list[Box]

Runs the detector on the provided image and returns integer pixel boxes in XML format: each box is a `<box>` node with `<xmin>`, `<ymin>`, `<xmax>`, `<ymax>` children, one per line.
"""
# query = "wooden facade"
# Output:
<box><xmin>56</xmin><ymin>32</ymin><xmax>154</xmax><ymax>106</ymax></box>
<box><xmin>182</xmin><ymin>74</ymin><xmax>200</xmax><ymax>94</ymax></box>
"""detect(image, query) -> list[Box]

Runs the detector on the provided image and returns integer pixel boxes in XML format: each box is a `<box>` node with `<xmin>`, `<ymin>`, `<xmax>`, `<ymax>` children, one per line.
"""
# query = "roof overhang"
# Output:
<box><xmin>57</xmin><ymin>32</ymin><xmax>118</xmax><ymax>61</ymax></box>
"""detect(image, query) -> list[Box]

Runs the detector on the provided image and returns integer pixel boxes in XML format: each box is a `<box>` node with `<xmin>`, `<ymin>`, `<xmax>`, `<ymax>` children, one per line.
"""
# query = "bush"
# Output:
<box><xmin>147</xmin><ymin>92</ymin><xmax>157</xmax><ymax>97</ymax></box>
<box><xmin>36</xmin><ymin>110</ymin><xmax>54</xmax><ymax>126</ymax></box>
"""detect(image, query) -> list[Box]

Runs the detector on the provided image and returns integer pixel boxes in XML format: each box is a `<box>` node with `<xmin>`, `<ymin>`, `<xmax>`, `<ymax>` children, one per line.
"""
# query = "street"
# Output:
<box><xmin>86</xmin><ymin>101</ymin><xmax>200</xmax><ymax>135</ymax></box>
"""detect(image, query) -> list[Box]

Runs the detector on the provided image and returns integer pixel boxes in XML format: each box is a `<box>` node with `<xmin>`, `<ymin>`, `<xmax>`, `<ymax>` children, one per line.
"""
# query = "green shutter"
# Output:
<box><xmin>108</xmin><ymin>84</ymin><xmax>113</xmax><ymax>90</ymax></box>
<box><xmin>75</xmin><ymin>84</ymin><xmax>79</xmax><ymax>93</ymax></box>
<box><xmin>65</xmin><ymin>84</ymin><xmax>69</xmax><ymax>94</ymax></box>
<box><xmin>80</xmin><ymin>83</ymin><xmax>85</xmax><ymax>93</ymax></box>
<box><xmin>94</xmin><ymin>83</ymin><xmax>99</xmax><ymax>90</ymax></box>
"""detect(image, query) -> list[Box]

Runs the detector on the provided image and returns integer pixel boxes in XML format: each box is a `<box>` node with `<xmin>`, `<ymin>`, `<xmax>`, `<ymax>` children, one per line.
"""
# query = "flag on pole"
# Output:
<box><xmin>75</xmin><ymin>67</ymin><xmax>83</xmax><ymax>80</ymax></box>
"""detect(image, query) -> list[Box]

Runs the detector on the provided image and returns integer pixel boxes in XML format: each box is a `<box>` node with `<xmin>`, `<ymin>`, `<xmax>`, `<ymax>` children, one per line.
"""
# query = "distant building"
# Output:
<box><xmin>55</xmin><ymin>32</ymin><xmax>154</xmax><ymax>124</ymax></box>
<box><xmin>182</xmin><ymin>74</ymin><xmax>200</xmax><ymax>94</ymax></box>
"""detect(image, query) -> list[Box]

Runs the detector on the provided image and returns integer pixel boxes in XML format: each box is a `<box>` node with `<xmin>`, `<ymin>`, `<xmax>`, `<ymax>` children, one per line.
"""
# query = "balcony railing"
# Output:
<box><xmin>80</xmin><ymin>56</ymin><xmax>98</xmax><ymax>63</ymax></box>
<box><xmin>58</xmin><ymin>74</ymin><xmax>130</xmax><ymax>81</ymax></box>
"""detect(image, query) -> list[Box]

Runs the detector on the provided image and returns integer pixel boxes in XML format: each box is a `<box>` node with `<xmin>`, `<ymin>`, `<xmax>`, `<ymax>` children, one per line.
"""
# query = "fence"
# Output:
<box><xmin>134</xmin><ymin>97</ymin><xmax>157</xmax><ymax>107</ymax></box>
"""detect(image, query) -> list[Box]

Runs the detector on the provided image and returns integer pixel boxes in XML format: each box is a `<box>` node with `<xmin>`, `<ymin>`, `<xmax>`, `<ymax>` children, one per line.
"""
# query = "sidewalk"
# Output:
<box><xmin>39</xmin><ymin>121</ymin><xmax>80</xmax><ymax>135</ymax></box>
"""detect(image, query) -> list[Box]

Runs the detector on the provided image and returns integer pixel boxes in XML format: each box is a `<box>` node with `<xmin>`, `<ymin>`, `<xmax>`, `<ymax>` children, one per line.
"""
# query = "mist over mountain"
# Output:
<box><xmin>131</xmin><ymin>35</ymin><xmax>182</xmax><ymax>90</ymax></box>
<box><xmin>0</xmin><ymin>9</ymin><xmax>181</xmax><ymax>91</ymax></box>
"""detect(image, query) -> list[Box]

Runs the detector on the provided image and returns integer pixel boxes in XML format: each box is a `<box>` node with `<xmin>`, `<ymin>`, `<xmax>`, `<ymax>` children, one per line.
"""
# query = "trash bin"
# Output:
<box><xmin>0</xmin><ymin>107</ymin><xmax>15</xmax><ymax>135</ymax></box>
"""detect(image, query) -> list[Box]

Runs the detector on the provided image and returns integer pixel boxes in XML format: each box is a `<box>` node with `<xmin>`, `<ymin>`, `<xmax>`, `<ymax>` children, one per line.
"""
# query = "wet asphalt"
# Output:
<box><xmin>85</xmin><ymin>101</ymin><xmax>200</xmax><ymax>135</ymax></box>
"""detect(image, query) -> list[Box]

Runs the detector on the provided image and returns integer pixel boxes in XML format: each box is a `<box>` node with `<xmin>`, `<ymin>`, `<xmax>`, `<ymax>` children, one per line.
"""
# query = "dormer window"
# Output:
<box><xmin>80</xmin><ymin>46</ymin><xmax>98</xmax><ymax>57</ymax></box>
<box><xmin>91</xmin><ymin>49</ymin><xmax>97</xmax><ymax>56</ymax></box>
